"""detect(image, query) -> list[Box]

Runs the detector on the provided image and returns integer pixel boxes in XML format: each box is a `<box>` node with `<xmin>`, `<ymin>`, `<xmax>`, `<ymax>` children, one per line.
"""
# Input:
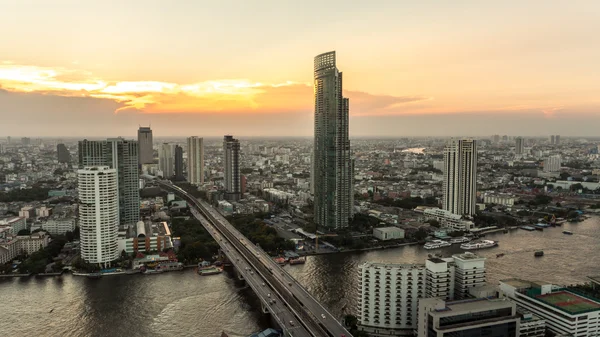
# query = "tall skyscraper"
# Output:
<box><xmin>187</xmin><ymin>136</ymin><xmax>204</xmax><ymax>185</ymax></box>
<box><xmin>174</xmin><ymin>145</ymin><xmax>184</xmax><ymax>181</ymax></box>
<box><xmin>78</xmin><ymin>166</ymin><xmax>119</xmax><ymax>267</ymax></box>
<box><xmin>550</xmin><ymin>135</ymin><xmax>556</xmax><ymax>145</ymax></box>
<box><xmin>78</xmin><ymin>138</ymin><xmax>140</xmax><ymax>226</ymax></box>
<box><xmin>312</xmin><ymin>51</ymin><xmax>354</xmax><ymax>230</ymax></box>
<box><xmin>555</xmin><ymin>134</ymin><xmax>561</xmax><ymax>145</ymax></box>
<box><xmin>442</xmin><ymin>139</ymin><xmax>477</xmax><ymax>216</ymax></box>
<box><xmin>515</xmin><ymin>137</ymin><xmax>524</xmax><ymax>155</ymax></box>
<box><xmin>137</xmin><ymin>126</ymin><xmax>154</xmax><ymax>165</ymax></box>
<box><xmin>158</xmin><ymin>143</ymin><xmax>174</xmax><ymax>178</ymax></box>
<box><xmin>57</xmin><ymin>143</ymin><xmax>71</xmax><ymax>163</ymax></box>
<box><xmin>223</xmin><ymin>135</ymin><xmax>241</xmax><ymax>201</ymax></box>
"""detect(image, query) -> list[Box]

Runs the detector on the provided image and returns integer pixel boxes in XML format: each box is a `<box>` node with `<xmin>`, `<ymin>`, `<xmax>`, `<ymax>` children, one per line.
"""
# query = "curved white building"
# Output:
<box><xmin>78</xmin><ymin>166</ymin><xmax>120</xmax><ymax>267</ymax></box>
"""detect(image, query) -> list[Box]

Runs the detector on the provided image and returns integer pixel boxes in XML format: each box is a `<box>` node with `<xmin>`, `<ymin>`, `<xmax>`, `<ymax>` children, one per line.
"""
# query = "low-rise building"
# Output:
<box><xmin>42</xmin><ymin>218</ymin><xmax>76</xmax><ymax>235</ymax></box>
<box><xmin>500</xmin><ymin>278</ymin><xmax>600</xmax><ymax>337</ymax></box>
<box><xmin>19</xmin><ymin>206</ymin><xmax>35</xmax><ymax>219</ymax></box>
<box><xmin>518</xmin><ymin>310</ymin><xmax>546</xmax><ymax>337</ymax></box>
<box><xmin>0</xmin><ymin>216</ymin><xmax>27</xmax><ymax>235</ymax></box>
<box><xmin>17</xmin><ymin>231</ymin><xmax>50</xmax><ymax>255</ymax></box>
<box><xmin>483</xmin><ymin>193</ymin><xmax>516</xmax><ymax>207</ymax></box>
<box><xmin>36</xmin><ymin>206</ymin><xmax>52</xmax><ymax>218</ymax></box>
<box><xmin>373</xmin><ymin>227</ymin><xmax>405</xmax><ymax>241</ymax></box>
<box><xmin>217</xmin><ymin>200</ymin><xmax>233</xmax><ymax>215</ymax></box>
<box><xmin>417</xmin><ymin>297</ymin><xmax>520</xmax><ymax>337</ymax></box>
<box><xmin>423</xmin><ymin>208</ymin><xmax>474</xmax><ymax>232</ymax></box>
<box><xmin>117</xmin><ymin>221</ymin><xmax>174</xmax><ymax>254</ymax></box>
<box><xmin>0</xmin><ymin>230</ymin><xmax>50</xmax><ymax>264</ymax></box>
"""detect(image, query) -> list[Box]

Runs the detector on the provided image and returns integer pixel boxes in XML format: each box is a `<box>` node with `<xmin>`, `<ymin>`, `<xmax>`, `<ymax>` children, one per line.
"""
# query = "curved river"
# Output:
<box><xmin>1</xmin><ymin>217</ymin><xmax>599</xmax><ymax>336</ymax></box>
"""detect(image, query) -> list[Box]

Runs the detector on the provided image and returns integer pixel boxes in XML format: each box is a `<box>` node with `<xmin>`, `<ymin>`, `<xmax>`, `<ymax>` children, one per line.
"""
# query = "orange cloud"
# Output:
<box><xmin>0</xmin><ymin>62</ymin><xmax>431</xmax><ymax>116</ymax></box>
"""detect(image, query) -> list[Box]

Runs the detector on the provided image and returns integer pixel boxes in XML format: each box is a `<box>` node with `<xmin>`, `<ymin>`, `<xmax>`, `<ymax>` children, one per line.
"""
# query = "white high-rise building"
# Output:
<box><xmin>158</xmin><ymin>143</ymin><xmax>174</xmax><ymax>178</ymax></box>
<box><xmin>544</xmin><ymin>155</ymin><xmax>561</xmax><ymax>173</ymax></box>
<box><xmin>442</xmin><ymin>139</ymin><xmax>477</xmax><ymax>216</ymax></box>
<box><xmin>187</xmin><ymin>137</ymin><xmax>204</xmax><ymax>185</ymax></box>
<box><xmin>358</xmin><ymin>263</ymin><xmax>425</xmax><ymax>336</ymax></box>
<box><xmin>358</xmin><ymin>253</ymin><xmax>487</xmax><ymax>336</ymax></box>
<box><xmin>452</xmin><ymin>252</ymin><xmax>487</xmax><ymax>299</ymax></box>
<box><xmin>78</xmin><ymin>166</ymin><xmax>119</xmax><ymax>267</ymax></box>
<box><xmin>425</xmin><ymin>257</ymin><xmax>455</xmax><ymax>300</ymax></box>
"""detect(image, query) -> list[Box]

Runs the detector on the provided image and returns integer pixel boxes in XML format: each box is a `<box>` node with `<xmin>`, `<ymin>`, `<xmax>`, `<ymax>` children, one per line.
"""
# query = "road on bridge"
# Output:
<box><xmin>155</xmin><ymin>180</ymin><xmax>352</xmax><ymax>337</ymax></box>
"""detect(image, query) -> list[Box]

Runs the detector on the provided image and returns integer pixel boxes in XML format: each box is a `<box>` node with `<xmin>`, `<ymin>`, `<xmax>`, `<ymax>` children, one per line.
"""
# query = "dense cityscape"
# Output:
<box><xmin>2</xmin><ymin>0</ymin><xmax>600</xmax><ymax>334</ymax></box>
<box><xmin>1</xmin><ymin>51</ymin><xmax>600</xmax><ymax>337</ymax></box>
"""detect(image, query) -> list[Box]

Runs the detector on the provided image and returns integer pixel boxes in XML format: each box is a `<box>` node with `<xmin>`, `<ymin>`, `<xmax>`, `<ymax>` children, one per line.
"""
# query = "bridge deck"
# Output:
<box><xmin>154</xmin><ymin>180</ymin><xmax>353</xmax><ymax>337</ymax></box>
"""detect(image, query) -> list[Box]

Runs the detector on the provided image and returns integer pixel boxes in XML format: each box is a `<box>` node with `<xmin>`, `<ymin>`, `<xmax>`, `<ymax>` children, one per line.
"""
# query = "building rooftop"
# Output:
<box><xmin>425</xmin><ymin>297</ymin><xmax>515</xmax><ymax>316</ymax></box>
<box><xmin>360</xmin><ymin>262</ymin><xmax>424</xmax><ymax>270</ymax></box>
<box><xmin>525</xmin><ymin>288</ymin><xmax>600</xmax><ymax>315</ymax></box>
<box><xmin>374</xmin><ymin>226</ymin><xmax>403</xmax><ymax>233</ymax></box>
<box><xmin>453</xmin><ymin>251</ymin><xmax>485</xmax><ymax>261</ymax></box>
<box><xmin>500</xmin><ymin>278</ymin><xmax>542</xmax><ymax>289</ymax></box>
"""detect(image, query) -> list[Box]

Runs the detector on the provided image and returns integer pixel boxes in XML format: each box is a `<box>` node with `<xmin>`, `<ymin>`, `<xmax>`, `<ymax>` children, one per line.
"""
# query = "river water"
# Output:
<box><xmin>1</xmin><ymin>217</ymin><xmax>599</xmax><ymax>336</ymax></box>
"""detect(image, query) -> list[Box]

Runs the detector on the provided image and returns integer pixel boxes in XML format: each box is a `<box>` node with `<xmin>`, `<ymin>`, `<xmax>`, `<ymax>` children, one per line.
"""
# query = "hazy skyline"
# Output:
<box><xmin>1</xmin><ymin>0</ymin><xmax>599</xmax><ymax>137</ymax></box>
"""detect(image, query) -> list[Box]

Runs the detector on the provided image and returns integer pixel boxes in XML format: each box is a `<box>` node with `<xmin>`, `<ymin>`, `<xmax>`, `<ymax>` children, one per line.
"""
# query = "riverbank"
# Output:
<box><xmin>300</xmin><ymin>241</ymin><xmax>419</xmax><ymax>256</ymax></box>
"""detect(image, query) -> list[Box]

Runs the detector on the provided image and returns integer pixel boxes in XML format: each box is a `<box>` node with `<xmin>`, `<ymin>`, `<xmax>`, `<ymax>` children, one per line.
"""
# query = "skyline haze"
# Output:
<box><xmin>1</xmin><ymin>1</ymin><xmax>599</xmax><ymax>137</ymax></box>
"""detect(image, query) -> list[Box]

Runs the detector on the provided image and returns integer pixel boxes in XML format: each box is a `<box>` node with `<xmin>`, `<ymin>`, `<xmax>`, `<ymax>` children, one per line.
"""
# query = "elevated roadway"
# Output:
<box><xmin>154</xmin><ymin>180</ymin><xmax>352</xmax><ymax>337</ymax></box>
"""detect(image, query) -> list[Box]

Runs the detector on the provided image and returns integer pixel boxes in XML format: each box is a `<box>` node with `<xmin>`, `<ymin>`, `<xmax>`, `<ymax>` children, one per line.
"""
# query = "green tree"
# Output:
<box><xmin>413</xmin><ymin>228</ymin><xmax>429</xmax><ymax>241</ymax></box>
<box><xmin>427</xmin><ymin>219</ymin><xmax>440</xmax><ymax>228</ymax></box>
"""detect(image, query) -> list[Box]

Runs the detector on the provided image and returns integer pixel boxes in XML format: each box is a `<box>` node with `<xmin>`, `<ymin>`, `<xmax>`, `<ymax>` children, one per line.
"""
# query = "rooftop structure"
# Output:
<box><xmin>417</xmin><ymin>297</ymin><xmax>519</xmax><ymax>337</ymax></box>
<box><xmin>500</xmin><ymin>278</ymin><xmax>600</xmax><ymax>337</ymax></box>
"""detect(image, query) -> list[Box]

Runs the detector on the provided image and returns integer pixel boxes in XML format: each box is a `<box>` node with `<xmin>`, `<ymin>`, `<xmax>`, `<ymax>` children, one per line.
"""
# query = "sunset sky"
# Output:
<box><xmin>1</xmin><ymin>0</ymin><xmax>599</xmax><ymax>137</ymax></box>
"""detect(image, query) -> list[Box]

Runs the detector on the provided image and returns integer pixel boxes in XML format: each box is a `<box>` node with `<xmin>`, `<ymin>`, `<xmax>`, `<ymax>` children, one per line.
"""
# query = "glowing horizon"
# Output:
<box><xmin>0</xmin><ymin>1</ymin><xmax>599</xmax><ymax>137</ymax></box>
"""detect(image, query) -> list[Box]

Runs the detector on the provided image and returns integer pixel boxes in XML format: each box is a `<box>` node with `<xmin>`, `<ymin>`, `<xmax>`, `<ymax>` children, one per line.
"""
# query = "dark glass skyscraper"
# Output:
<box><xmin>57</xmin><ymin>143</ymin><xmax>71</xmax><ymax>163</ymax></box>
<box><xmin>312</xmin><ymin>51</ymin><xmax>353</xmax><ymax>230</ymax></box>
<box><xmin>223</xmin><ymin>135</ymin><xmax>241</xmax><ymax>201</ymax></box>
<box><xmin>174</xmin><ymin>145</ymin><xmax>184</xmax><ymax>181</ymax></box>
<box><xmin>137</xmin><ymin>126</ymin><xmax>154</xmax><ymax>166</ymax></box>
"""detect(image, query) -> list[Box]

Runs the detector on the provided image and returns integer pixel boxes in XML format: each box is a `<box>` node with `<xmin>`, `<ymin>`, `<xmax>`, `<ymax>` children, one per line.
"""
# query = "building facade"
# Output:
<box><xmin>515</xmin><ymin>137</ymin><xmax>524</xmax><ymax>155</ymax></box>
<box><xmin>223</xmin><ymin>135</ymin><xmax>241</xmax><ymax>201</ymax></box>
<box><xmin>187</xmin><ymin>136</ymin><xmax>204</xmax><ymax>185</ymax></box>
<box><xmin>544</xmin><ymin>155</ymin><xmax>562</xmax><ymax>173</ymax></box>
<box><xmin>174</xmin><ymin>145</ymin><xmax>184</xmax><ymax>181</ymax></box>
<box><xmin>78</xmin><ymin>138</ymin><xmax>140</xmax><ymax>226</ymax></box>
<box><xmin>312</xmin><ymin>51</ymin><xmax>354</xmax><ymax>230</ymax></box>
<box><xmin>42</xmin><ymin>218</ymin><xmax>76</xmax><ymax>235</ymax></box>
<box><xmin>442</xmin><ymin>139</ymin><xmax>477</xmax><ymax>216</ymax></box>
<box><xmin>373</xmin><ymin>227</ymin><xmax>405</xmax><ymax>241</ymax></box>
<box><xmin>137</xmin><ymin>126</ymin><xmax>154</xmax><ymax>165</ymax></box>
<box><xmin>423</xmin><ymin>208</ymin><xmax>474</xmax><ymax>232</ymax></box>
<box><xmin>483</xmin><ymin>193</ymin><xmax>516</xmax><ymax>206</ymax></box>
<box><xmin>57</xmin><ymin>143</ymin><xmax>71</xmax><ymax>163</ymax></box>
<box><xmin>158</xmin><ymin>143</ymin><xmax>174</xmax><ymax>178</ymax></box>
<box><xmin>358</xmin><ymin>263</ymin><xmax>426</xmax><ymax>336</ymax></box>
<box><xmin>0</xmin><ymin>216</ymin><xmax>27</xmax><ymax>234</ymax></box>
<box><xmin>78</xmin><ymin>166</ymin><xmax>120</xmax><ymax>267</ymax></box>
<box><xmin>417</xmin><ymin>297</ymin><xmax>519</xmax><ymax>337</ymax></box>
